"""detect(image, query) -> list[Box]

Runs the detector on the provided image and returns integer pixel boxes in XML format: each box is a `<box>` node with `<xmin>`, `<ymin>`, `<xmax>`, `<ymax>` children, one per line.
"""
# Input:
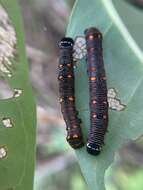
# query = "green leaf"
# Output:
<box><xmin>66</xmin><ymin>0</ymin><xmax>143</xmax><ymax>190</ymax></box>
<box><xmin>0</xmin><ymin>1</ymin><xmax>36</xmax><ymax>190</ymax></box>
<box><xmin>113</xmin><ymin>0</ymin><xmax>143</xmax><ymax>51</ymax></box>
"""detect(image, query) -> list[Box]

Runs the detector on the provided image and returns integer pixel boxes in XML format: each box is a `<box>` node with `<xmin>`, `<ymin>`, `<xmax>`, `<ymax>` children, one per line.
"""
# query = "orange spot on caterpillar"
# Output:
<box><xmin>67</xmin><ymin>74</ymin><xmax>72</xmax><ymax>78</ymax></box>
<box><xmin>67</xmin><ymin>64</ymin><xmax>71</xmax><ymax>67</ymax></box>
<box><xmin>92</xmin><ymin>100</ymin><xmax>96</xmax><ymax>104</ymax></box>
<box><xmin>92</xmin><ymin>114</ymin><xmax>97</xmax><ymax>118</ymax></box>
<box><xmin>89</xmin><ymin>35</ymin><xmax>94</xmax><ymax>40</ymax></box>
<box><xmin>69</xmin><ymin>96</ymin><xmax>74</xmax><ymax>101</ymax></box>
<box><xmin>90</xmin><ymin>77</ymin><xmax>96</xmax><ymax>81</ymax></box>
<box><xmin>73</xmin><ymin>134</ymin><xmax>78</xmax><ymax>138</ymax></box>
<box><xmin>91</xmin><ymin>67</ymin><xmax>96</xmax><ymax>71</ymax></box>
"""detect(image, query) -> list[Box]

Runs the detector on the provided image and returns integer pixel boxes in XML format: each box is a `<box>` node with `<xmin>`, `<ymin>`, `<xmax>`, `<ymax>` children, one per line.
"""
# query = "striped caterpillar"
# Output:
<box><xmin>58</xmin><ymin>37</ymin><xmax>84</xmax><ymax>149</ymax></box>
<box><xmin>85</xmin><ymin>27</ymin><xmax>108</xmax><ymax>155</ymax></box>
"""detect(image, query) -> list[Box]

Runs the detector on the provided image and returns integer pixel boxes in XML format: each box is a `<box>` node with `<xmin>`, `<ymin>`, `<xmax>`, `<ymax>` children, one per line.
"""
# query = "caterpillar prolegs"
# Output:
<box><xmin>58</xmin><ymin>37</ymin><xmax>84</xmax><ymax>149</ymax></box>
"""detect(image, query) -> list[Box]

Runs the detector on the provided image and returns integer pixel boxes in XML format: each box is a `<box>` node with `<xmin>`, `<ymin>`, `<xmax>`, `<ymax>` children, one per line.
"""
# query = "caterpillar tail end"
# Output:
<box><xmin>67</xmin><ymin>136</ymin><xmax>84</xmax><ymax>149</ymax></box>
<box><xmin>86</xmin><ymin>143</ymin><xmax>101</xmax><ymax>156</ymax></box>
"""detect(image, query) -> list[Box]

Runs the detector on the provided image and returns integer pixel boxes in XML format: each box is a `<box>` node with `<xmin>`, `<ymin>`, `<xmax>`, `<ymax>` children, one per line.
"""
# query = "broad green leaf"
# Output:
<box><xmin>66</xmin><ymin>0</ymin><xmax>143</xmax><ymax>190</ymax></box>
<box><xmin>0</xmin><ymin>1</ymin><xmax>36</xmax><ymax>190</ymax></box>
<box><xmin>113</xmin><ymin>0</ymin><xmax>143</xmax><ymax>51</ymax></box>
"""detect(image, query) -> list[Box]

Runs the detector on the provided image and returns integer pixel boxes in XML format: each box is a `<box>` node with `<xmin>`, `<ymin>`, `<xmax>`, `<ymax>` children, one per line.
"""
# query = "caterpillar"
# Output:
<box><xmin>85</xmin><ymin>27</ymin><xmax>108</xmax><ymax>155</ymax></box>
<box><xmin>58</xmin><ymin>37</ymin><xmax>84</xmax><ymax>149</ymax></box>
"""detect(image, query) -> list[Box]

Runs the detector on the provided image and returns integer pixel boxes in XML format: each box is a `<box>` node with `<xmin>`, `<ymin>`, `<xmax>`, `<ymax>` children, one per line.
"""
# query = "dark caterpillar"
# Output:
<box><xmin>58</xmin><ymin>37</ymin><xmax>84</xmax><ymax>149</ymax></box>
<box><xmin>85</xmin><ymin>27</ymin><xmax>108</xmax><ymax>155</ymax></box>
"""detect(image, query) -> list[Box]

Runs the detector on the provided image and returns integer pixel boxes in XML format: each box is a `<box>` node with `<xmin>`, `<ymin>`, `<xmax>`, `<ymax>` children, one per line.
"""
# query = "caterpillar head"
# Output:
<box><xmin>59</xmin><ymin>37</ymin><xmax>74</xmax><ymax>49</ymax></box>
<box><xmin>86</xmin><ymin>143</ymin><xmax>102</xmax><ymax>156</ymax></box>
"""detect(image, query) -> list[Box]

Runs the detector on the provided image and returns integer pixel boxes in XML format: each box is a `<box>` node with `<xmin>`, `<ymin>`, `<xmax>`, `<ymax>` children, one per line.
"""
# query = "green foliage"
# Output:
<box><xmin>113</xmin><ymin>0</ymin><xmax>143</xmax><ymax>51</ymax></box>
<box><xmin>0</xmin><ymin>0</ymin><xmax>36</xmax><ymax>190</ymax></box>
<box><xmin>67</xmin><ymin>0</ymin><xmax>143</xmax><ymax>190</ymax></box>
